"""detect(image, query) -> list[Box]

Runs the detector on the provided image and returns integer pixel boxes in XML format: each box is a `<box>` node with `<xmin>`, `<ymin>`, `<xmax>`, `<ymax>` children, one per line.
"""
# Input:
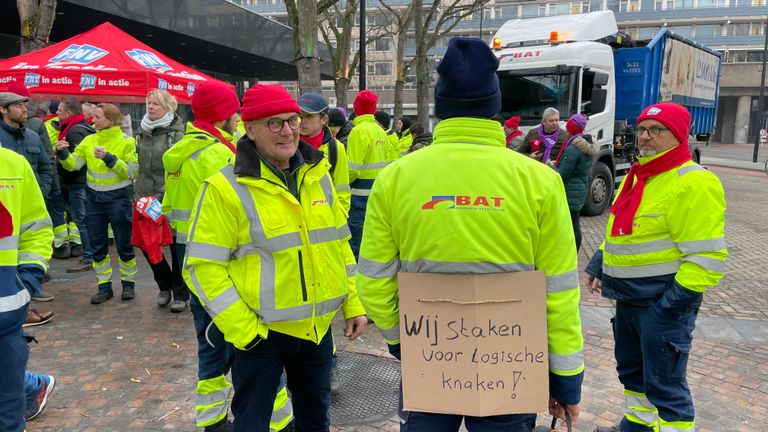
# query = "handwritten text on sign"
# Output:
<box><xmin>398</xmin><ymin>271</ymin><xmax>549</xmax><ymax>417</ymax></box>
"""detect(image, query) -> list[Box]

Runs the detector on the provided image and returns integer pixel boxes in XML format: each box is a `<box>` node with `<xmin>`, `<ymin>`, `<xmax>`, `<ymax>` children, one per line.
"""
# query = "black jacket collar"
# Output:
<box><xmin>234</xmin><ymin>135</ymin><xmax>325</xmax><ymax>179</ymax></box>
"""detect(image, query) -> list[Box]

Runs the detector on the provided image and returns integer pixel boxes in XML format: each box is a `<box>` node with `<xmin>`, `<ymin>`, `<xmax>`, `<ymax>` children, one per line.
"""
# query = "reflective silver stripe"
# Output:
<box><xmin>0</xmin><ymin>235</ymin><xmax>19</xmax><ymax>250</ymax></box>
<box><xmin>196</xmin><ymin>387</ymin><xmax>231</xmax><ymax>406</ymax></box>
<box><xmin>603</xmin><ymin>261</ymin><xmax>680</xmax><ymax>278</ymax></box>
<box><xmin>357</xmin><ymin>256</ymin><xmax>399</xmax><ymax>278</ymax></box>
<box><xmin>187</xmin><ymin>242</ymin><xmax>233</xmax><ymax>263</ymax></box>
<box><xmin>315</xmin><ymin>294</ymin><xmax>348</xmax><ymax>316</ymax></box>
<box><xmin>319</xmin><ymin>175</ymin><xmax>335</xmax><ymax>209</ymax></box>
<box><xmin>677</xmin><ymin>237</ymin><xmax>727</xmax><ymax>254</ymax></box>
<box><xmin>93</xmin><ymin>260</ymin><xmax>111</xmax><ymax>275</ymax></box>
<box><xmin>547</xmin><ymin>269</ymin><xmax>579</xmax><ymax>294</ymax></box>
<box><xmin>256</xmin><ymin>303</ymin><xmax>313</xmax><ymax>323</ymax></box>
<box><xmin>628</xmin><ymin>408</ymin><xmax>659</xmax><ymax>425</ymax></box>
<box><xmin>270</xmin><ymin>398</ymin><xmax>294</xmax><ymax>425</ymax></box>
<box><xmin>350</xmin><ymin>188</ymin><xmax>371</xmax><ymax>197</ymax></box>
<box><xmin>176</xmin><ymin>231</ymin><xmax>188</xmax><ymax>245</ymax></box>
<box><xmin>400</xmin><ymin>259</ymin><xmax>535</xmax><ymax>274</ymax></box>
<box><xmin>677</xmin><ymin>165</ymin><xmax>706</xmax><ymax>176</ymax></box>
<box><xmin>625</xmin><ymin>392</ymin><xmax>658</xmax><ymax>425</ymax></box>
<box><xmin>308</xmin><ymin>227</ymin><xmax>338</xmax><ymax>245</ymax></box>
<box><xmin>126</xmin><ymin>162</ymin><xmax>139</xmax><ymax>177</ymax></box>
<box><xmin>196</xmin><ymin>399</ymin><xmax>229</xmax><ymax>425</ymax></box>
<box><xmin>186</xmin><ymin>184</ymin><xmax>212</xmax><ymax>304</ymax></box>
<box><xmin>659</xmin><ymin>425</ymin><xmax>693</xmax><ymax>432</ymax></box>
<box><xmin>189</xmin><ymin>148</ymin><xmax>207</xmax><ymax>161</ymax></box>
<box><xmin>20</xmin><ymin>217</ymin><xmax>52</xmax><ymax>233</ymax></box>
<box><xmin>346</xmin><ymin>264</ymin><xmax>357</xmax><ymax>277</ymax></box>
<box><xmin>549</xmin><ymin>349</ymin><xmax>584</xmax><ymax>371</ymax></box>
<box><xmin>348</xmin><ymin>161</ymin><xmax>391</xmax><ymax>170</ymax></box>
<box><xmin>682</xmin><ymin>255</ymin><xmax>725</xmax><ymax>272</ymax></box>
<box><xmin>0</xmin><ymin>289</ymin><xmax>31</xmax><ymax>313</ymax></box>
<box><xmin>205</xmin><ymin>286</ymin><xmax>242</xmax><ymax>318</ymax></box>
<box><xmin>233</xmin><ymin>233</ymin><xmax>303</xmax><ymax>258</ymax></box>
<box><xmin>167</xmin><ymin>209</ymin><xmax>192</xmax><ymax>224</ymax></box>
<box><xmin>605</xmin><ymin>237</ymin><xmax>676</xmax><ymax>255</ymax></box>
<box><xmin>335</xmin><ymin>184</ymin><xmax>351</xmax><ymax>193</ymax></box>
<box><xmin>338</xmin><ymin>224</ymin><xmax>351</xmax><ymax>239</ymax></box>
<box><xmin>88</xmin><ymin>168</ymin><xmax>117</xmax><ymax>180</ymax></box>
<box><xmin>379</xmin><ymin>325</ymin><xmax>400</xmax><ymax>341</ymax></box>
<box><xmin>18</xmin><ymin>252</ymin><xmax>49</xmax><ymax>267</ymax></box>
<box><xmin>625</xmin><ymin>393</ymin><xmax>656</xmax><ymax>410</ymax></box>
<box><xmin>71</xmin><ymin>153</ymin><xmax>85</xmax><ymax>170</ymax></box>
<box><xmin>119</xmin><ymin>260</ymin><xmax>137</xmax><ymax>274</ymax></box>
<box><xmin>88</xmin><ymin>179</ymin><xmax>132</xmax><ymax>191</ymax></box>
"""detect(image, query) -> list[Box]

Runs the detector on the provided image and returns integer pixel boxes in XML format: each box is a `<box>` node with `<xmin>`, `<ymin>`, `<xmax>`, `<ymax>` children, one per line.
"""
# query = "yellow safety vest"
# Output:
<box><xmin>59</xmin><ymin>126</ymin><xmax>138</xmax><ymax>192</ymax></box>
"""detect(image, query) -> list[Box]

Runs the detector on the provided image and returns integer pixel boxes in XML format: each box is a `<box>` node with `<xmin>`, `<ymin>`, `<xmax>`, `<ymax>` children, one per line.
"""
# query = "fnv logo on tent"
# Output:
<box><xmin>421</xmin><ymin>195</ymin><xmax>505</xmax><ymax>211</ymax></box>
<box><xmin>80</xmin><ymin>74</ymin><xmax>97</xmax><ymax>91</ymax></box>
<box><xmin>158</xmin><ymin>79</ymin><xmax>168</xmax><ymax>91</ymax></box>
<box><xmin>48</xmin><ymin>44</ymin><xmax>108</xmax><ymax>66</ymax></box>
<box><xmin>24</xmin><ymin>73</ymin><xmax>41</xmax><ymax>88</ymax></box>
<box><xmin>126</xmin><ymin>49</ymin><xmax>172</xmax><ymax>72</ymax></box>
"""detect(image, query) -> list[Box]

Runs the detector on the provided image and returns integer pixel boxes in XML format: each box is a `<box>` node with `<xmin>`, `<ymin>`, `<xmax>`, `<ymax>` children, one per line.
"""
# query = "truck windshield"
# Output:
<box><xmin>498</xmin><ymin>69</ymin><xmax>578</xmax><ymax>125</ymax></box>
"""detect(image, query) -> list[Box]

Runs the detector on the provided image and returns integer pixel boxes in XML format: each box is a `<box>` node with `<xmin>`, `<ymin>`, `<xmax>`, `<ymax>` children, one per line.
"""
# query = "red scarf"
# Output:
<box><xmin>303</xmin><ymin>130</ymin><xmax>324</xmax><ymax>149</ymax></box>
<box><xmin>610</xmin><ymin>144</ymin><xmax>691</xmax><ymax>236</ymax></box>
<box><xmin>554</xmin><ymin>133</ymin><xmax>582</xmax><ymax>168</ymax></box>
<box><xmin>58</xmin><ymin>113</ymin><xmax>86</xmax><ymax>141</ymax></box>
<box><xmin>193</xmin><ymin>120</ymin><xmax>235</xmax><ymax>154</ymax></box>
<box><xmin>505</xmin><ymin>130</ymin><xmax>522</xmax><ymax>145</ymax></box>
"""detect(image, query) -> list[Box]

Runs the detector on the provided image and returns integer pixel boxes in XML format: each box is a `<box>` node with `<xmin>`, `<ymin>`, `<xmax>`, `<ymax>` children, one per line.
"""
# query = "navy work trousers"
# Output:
<box><xmin>231</xmin><ymin>330</ymin><xmax>333</xmax><ymax>432</ymax></box>
<box><xmin>0</xmin><ymin>328</ymin><xmax>29</xmax><ymax>432</ymax></box>
<box><xmin>614</xmin><ymin>301</ymin><xmax>697</xmax><ymax>432</ymax></box>
<box><xmin>348</xmin><ymin>194</ymin><xmax>369</xmax><ymax>259</ymax></box>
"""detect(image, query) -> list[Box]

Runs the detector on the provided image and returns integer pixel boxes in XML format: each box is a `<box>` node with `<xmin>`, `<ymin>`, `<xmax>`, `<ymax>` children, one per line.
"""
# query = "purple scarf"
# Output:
<box><xmin>537</xmin><ymin>124</ymin><xmax>561</xmax><ymax>161</ymax></box>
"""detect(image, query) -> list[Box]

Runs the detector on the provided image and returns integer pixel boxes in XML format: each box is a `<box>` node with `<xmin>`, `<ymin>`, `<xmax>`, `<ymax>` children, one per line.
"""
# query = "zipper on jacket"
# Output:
<box><xmin>298</xmin><ymin>250</ymin><xmax>308</xmax><ymax>302</ymax></box>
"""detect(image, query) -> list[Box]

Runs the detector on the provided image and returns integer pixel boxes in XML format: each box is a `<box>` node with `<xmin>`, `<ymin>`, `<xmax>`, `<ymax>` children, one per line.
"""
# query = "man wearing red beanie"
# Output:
<box><xmin>346</xmin><ymin>89</ymin><xmax>396</xmax><ymax>258</ymax></box>
<box><xmin>503</xmin><ymin>115</ymin><xmax>523</xmax><ymax>149</ymax></box>
<box><xmin>586</xmin><ymin>102</ymin><xmax>727</xmax><ymax>432</ymax></box>
<box><xmin>184</xmin><ymin>83</ymin><xmax>367</xmax><ymax>432</ymax></box>
<box><xmin>162</xmin><ymin>80</ymin><xmax>243</xmax><ymax>432</ymax></box>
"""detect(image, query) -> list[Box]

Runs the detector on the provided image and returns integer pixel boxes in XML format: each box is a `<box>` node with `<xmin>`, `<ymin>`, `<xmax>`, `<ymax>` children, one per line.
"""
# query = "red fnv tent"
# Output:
<box><xmin>0</xmin><ymin>22</ymin><xmax>233</xmax><ymax>104</ymax></box>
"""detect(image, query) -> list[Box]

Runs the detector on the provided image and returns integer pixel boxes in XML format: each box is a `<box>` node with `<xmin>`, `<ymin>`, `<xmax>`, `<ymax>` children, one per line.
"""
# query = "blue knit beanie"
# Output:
<box><xmin>434</xmin><ymin>37</ymin><xmax>501</xmax><ymax>120</ymax></box>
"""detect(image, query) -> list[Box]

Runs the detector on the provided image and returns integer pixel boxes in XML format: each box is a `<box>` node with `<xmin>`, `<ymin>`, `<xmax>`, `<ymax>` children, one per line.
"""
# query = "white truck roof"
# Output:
<box><xmin>493</xmin><ymin>10</ymin><xmax>619</xmax><ymax>45</ymax></box>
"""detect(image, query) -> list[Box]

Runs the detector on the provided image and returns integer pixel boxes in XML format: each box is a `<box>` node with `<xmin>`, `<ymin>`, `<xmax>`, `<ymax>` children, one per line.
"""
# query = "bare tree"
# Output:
<box><xmin>378</xmin><ymin>1</ymin><xmax>414</xmax><ymax>123</ymax></box>
<box><xmin>412</xmin><ymin>0</ymin><xmax>491</xmax><ymax>127</ymax></box>
<box><xmin>17</xmin><ymin>0</ymin><xmax>57</xmax><ymax>54</ymax></box>
<box><xmin>318</xmin><ymin>3</ymin><xmax>394</xmax><ymax>108</ymax></box>
<box><xmin>285</xmin><ymin>0</ymin><xmax>338</xmax><ymax>94</ymax></box>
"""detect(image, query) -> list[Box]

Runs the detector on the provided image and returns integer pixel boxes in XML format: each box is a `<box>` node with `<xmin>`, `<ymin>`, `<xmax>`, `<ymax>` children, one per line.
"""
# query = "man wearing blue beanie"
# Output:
<box><xmin>356</xmin><ymin>37</ymin><xmax>585</xmax><ymax>431</ymax></box>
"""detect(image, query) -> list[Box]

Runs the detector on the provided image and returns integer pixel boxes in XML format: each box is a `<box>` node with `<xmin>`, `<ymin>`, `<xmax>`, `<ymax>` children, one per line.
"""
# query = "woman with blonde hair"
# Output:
<box><xmin>135</xmin><ymin>89</ymin><xmax>188</xmax><ymax>312</ymax></box>
<box><xmin>57</xmin><ymin>103</ymin><xmax>138</xmax><ymax>304</ymax></box>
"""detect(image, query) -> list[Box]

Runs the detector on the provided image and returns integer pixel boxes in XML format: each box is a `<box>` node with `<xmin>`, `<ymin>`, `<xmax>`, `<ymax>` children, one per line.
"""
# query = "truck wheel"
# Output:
<box><xmin>581</xmin><ymin>161</ymin><xmax>613</xmax><ymax>216</ymax></box>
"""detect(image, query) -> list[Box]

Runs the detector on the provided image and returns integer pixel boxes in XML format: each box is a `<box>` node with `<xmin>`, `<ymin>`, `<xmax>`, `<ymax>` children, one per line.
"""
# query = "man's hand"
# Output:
<box><xmin>344</xmin><ymin>315</ymin><xmax>367</xmax><ymax>341</ymax></box>
<box><xmin>586</xmin><ymin>274</ymin><xmax>602</xmax><ymax>294</ymax></box>
<box><xmin>56</xmin><ymin>140</ymin><xmax>69</xmax><ymax>151</ymax></box>
<box><xmin>529</xmin><ymin>151</ymin><xmax>543</xmax><ymax>160</ymax></box>
<box><xmin>548</xmin><ymin>397</ymin><xmax>581</xmax><ymax>427</ymax></box>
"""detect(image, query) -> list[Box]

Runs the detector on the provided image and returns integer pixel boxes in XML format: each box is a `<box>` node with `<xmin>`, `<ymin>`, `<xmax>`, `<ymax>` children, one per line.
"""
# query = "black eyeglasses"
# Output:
<box><xmin>254</xmin><ymin>116</ymin><xmax>302</xmax><ymax>133</ymax></box>
<box><xmin>636</xmin><ymin>126</ymin><xmax>669</xmax><ymax>137</ymax></box>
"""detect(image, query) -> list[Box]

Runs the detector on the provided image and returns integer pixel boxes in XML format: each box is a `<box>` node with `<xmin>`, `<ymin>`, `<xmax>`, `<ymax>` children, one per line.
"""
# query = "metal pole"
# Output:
<box><xmin>479</xmin><ymin>7</ymin><xmax>484</xmax><ymax>39</ymax></box>
<box><xmin>752</xmin><ymin>15</ymin><xmax>768</xmax><ymax>163</ymax></box>
<box><xmin>359</xmin><ymin>0</ymin><xmax>367</xmax><ymax>91</ymax></box>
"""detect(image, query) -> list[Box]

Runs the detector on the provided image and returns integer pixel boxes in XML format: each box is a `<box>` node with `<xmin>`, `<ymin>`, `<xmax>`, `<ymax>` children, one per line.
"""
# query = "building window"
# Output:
<box><xmin>368</xmin><ymin>62</ymin><xmax>393</xmax><ymax>76</ymax></box>
<box><xmin>753</xmin><ymin>0</ymin><xmax>768</xmax><ymax>5</ymax></box>
<box><xmin>697</xmin><ymin>0</ymin><xmax>723</xmax><ymax>6</ymax></box>
<box><xmin>747</xmin><ymin>51</ymin><xmax>765</xmax><ymax>62</ymax></box>
<box><xmin>638</xmin><ymin>26</ymin><xmax>660</xmax><ymax>39</ymax></box>
<box><xmin>751</xmin><ymin>23</ymin><xmax>766</xmax><ymax>35</ymax></box>
<box><xmin>522</xmin><ymin>4</ymin><xmax>538</xmax><ymax>17</ymax></box>
<box><xmin>373</xmin><ymin>38</ymin><xmax>392</xmax><ymax>52</ymax></box>
<box><xmin>620</xmin><ymin>0</ymin><xmax>641</xmax><ymax>12</ymax></box>
<box><xmin>694</xmin><ymin>24</ymin><xmax>721</xmax><ymax>37</ymax></box>
<box><xmin>725</xmin><ymin>23</ymin><xmax>752</xmax><ymax>36</ymax></box>
<box><xmin>668</xmin><ymin>25</ymin><xmax>692</xmax><ymax>37</ymax></box>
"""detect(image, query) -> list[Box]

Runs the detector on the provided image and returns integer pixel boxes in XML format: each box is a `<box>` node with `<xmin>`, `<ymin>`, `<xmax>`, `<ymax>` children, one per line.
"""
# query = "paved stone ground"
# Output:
<box><xmin>26</xmin><ymin>164</ymin><xmax>768</xmax><ymax>431</ymax></box>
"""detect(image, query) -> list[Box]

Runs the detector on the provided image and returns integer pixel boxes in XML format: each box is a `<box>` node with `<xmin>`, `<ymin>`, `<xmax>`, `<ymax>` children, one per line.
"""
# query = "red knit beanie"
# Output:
<box><xmin>241</xmin><ymin>84</ymin><xmax>300</xmax><ymax>121</ymax></box>
<box><xmin>636</xmin><ymin>102</ymin><xmax>691</xmax><ymax>145</ymax></box>
<box><xmin>191</xmin><ymin>81</ymin><xmax>239</xmax><ymax>123</ymax></box>
<box><xmin>6</xmin><ymin>80</ymin><xmax>30</xmax><ymax>97</ymax></box>
<box><xmin>565</xmin><ymin>113</ymin><xmax>588</xmax><ymax>136</ymax></box>
<box><xmin>504</xmin><ymin>116</ymin><xmax>520</xmax><ymax>129</ymax></box>
<box><xmin>353</xmin><ymin>90</ymin><xmax>377</xmax><ymax>116</ymax></box>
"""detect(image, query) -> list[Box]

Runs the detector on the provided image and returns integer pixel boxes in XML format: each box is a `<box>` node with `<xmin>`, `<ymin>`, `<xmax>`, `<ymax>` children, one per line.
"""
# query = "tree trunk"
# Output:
<box><xmin>17</xmin><ymin>0</ymin><xmax>57</xmax><ymax>54</ymax></box>
<box><xmin>295</xmin><ymin>0</ymin><xmax>322</xmax><ymax>94</ymax></box>
<box><xmin>334</xmin><ymin>77</ymin><xmax>350</xmax><ymax>109</ymax></box>
<box><xmin>392</xmin><ymin>11</ymin><xmax>411</xmax><ymax>123</ymax></box>
<box><xmin>413</xmin><ymin>0</ymin><xmax>430</xmax><ymax>129</ymax></box>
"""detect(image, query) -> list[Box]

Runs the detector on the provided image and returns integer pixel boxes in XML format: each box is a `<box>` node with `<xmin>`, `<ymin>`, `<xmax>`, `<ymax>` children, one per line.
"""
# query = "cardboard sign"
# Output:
<box><xmin>398</xmin><ymin>271</ymin><xmax>549</xmax><ymax>417</ymax></box>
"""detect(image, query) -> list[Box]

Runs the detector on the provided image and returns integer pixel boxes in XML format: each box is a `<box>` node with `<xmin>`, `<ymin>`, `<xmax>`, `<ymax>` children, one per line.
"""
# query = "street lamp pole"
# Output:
<box><xmin>359</xmin><ymin>0</ymin><xmax>367</xmax><ymax>91</ymax></box>
<box><xmin>752</xmin><ymin>15</ymin><xmax>768</xmax><ymax>163</ymax></box>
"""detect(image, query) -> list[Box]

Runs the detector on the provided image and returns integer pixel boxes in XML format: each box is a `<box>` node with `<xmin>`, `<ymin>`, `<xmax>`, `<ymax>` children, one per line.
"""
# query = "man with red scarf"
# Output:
<box><xmin>585</xmin><ymin>103</ymin><xmax>727</xmax><ymax>432</ymax></box>
<box><xmin>52</xmin><ymin>97</ymin><xmax>95</xmax><ymax>273</ymax></box>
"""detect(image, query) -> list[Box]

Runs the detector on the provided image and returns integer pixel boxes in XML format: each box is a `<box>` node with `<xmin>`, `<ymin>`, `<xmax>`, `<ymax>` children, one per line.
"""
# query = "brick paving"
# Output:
<box><xmin>26</xmin><ymin>165</ymin><xmax>768</xmax><ymax>431</ymax></box>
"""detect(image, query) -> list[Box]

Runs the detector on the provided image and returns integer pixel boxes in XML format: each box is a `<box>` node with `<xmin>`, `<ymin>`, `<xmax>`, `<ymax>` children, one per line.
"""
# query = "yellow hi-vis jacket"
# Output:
<box><xmin>356</xmin><ymin>117</ymin><xmax>584</xmax><ymax>404</ymax></box>
<box><xmin>58</xmin><ymin>126</ymin><xmax>138</xmax><ymax>192</ymax></box>
<box><xmin>346</xmin><ymin>114</ymin><xmax>396</xmax><ymax>197</ymax></box>
<box><xmin>162</xmin><ymin>124</ymin><xmax>235</xmax><ymax>244</ymax></box>
<box><xmin>183</xmin><ymin>140</ymin><xmax>366</xmax><ymax>350</ymax></box>
<box><xmin>587</xmin><ymin>150</ymin><xmax>727</xmax><ymax>313</ymax></box>
<box><xmin>0</xmin><ymin>148</ymin><xmax>53</xmax><ymax>329</ymax></box>
<box><xmin>314</xmin><ymin>127</ymin><xmax>351</xmax><ymax>213</ymax></box>
<box><xmin>44</xmin><ymin>116</ymin><xmax>59</xmax><ymax>151</ymax></box>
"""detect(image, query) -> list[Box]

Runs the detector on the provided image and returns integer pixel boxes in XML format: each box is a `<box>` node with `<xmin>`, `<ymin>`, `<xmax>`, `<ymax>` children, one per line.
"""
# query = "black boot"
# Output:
<box><xmin>90</xmin><ymin>290</ymin><xmax>114</xmax><ymax>304</ymax></box>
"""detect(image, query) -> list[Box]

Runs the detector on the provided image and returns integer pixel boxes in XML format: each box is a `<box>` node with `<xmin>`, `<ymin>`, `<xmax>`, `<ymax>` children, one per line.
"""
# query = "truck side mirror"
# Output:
<box><xmin>593</xmin><ymin>72</ymin><xmax>609</xmax><ymax>86</ymax></box>
<box><xmin>591</xmin><ymin>88</ymin><xmax>608</xmax><ymax>113</ymax></box>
